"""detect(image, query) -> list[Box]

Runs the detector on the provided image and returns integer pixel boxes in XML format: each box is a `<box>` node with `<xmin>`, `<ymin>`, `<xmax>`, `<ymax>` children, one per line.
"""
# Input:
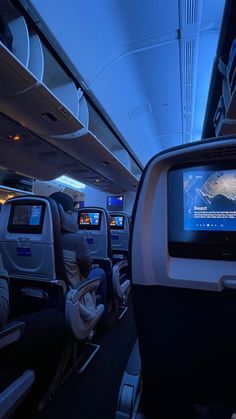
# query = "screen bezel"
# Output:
<box><xmin>8</xmin><ymin>201</ymin><xmax>46</xmax><ymax>234</ymax></box>
<box><xmin>110</xmin><ymin>215</ymin><xmax>125</xmax><ymax>230</ymax></box>
<box><xmin>78</xmin><ymin>210</ymin><xmax>102</xmax><ymax>230</ymax></box>
<box><xmin>106</xmin><ymin>196</ymin><xmax>124</xmax><ymax>211</ymax></box>
<box><xmin>168</xmin><ymin>161</ymin><xmax>236</xmax><ymax>261</ymax></box>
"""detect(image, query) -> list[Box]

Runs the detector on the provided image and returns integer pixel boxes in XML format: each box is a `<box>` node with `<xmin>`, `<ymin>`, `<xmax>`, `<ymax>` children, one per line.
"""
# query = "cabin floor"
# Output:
<box><xmin>15</xmin><ymin>301</ymin><xmax>137</xmax><ymax>419</ymax></box>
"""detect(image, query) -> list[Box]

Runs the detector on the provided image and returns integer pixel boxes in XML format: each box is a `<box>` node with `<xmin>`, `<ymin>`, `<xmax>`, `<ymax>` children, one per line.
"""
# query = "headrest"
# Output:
<box><xmin>50</xmin><ymin>192</ymin><xmax>74</xmax><ymax>212</ymax></box>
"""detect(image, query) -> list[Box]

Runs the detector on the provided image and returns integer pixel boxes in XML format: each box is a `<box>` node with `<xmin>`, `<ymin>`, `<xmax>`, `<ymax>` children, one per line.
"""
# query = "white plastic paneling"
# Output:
<box><xmin>90</xmin><ymin>41</ymin><xmax>182</xmax><ymax>166</ymax></box>
<box><xmin>0</xmin><ymin>41</ymin><xmax>37</xmax><ymax>97</ymax></box>
<box><xmin>113</xmin><ymin>149</ymin><xmax>131</xmax><ymax>171</ymax></box>
<box><xmin>78</xmin><ymin>89</ymin><xmax>89</xmax><ymax>130</ymax></box>
<box><xmin>0</xmin><ymin>1</ymin><xmax>36</xmax><ymax>97</ymax></box>
<box><xmin>8</xmin><ymin>16</ymin><xmax>29</xmax><ymax>67</ymax></box>
<box><xmin>28</xmin><ymin>32</ymin><xmax>44</xmax><ymax>81</ymax></box>
<box><xmin>0</xmin><ymin>81</ymin><xmax>83</xmax><ymax>136</ymax></box>
<box><xmin>23</xmin><ymin>0</ymin><xmax>179</xmax><ymax>85</ymax></box>
<box><xmin>47</xmin><ymin>131</ymin><xmax>138</xmax><ymax>191</ymax></box>
<box><xmin>42</xmin><ymin>43</ymin><xmax>79</xmax><ymax>117</ymax></box>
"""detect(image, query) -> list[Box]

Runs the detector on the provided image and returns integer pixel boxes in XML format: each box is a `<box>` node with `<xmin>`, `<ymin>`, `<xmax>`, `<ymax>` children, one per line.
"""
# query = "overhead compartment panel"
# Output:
<box><xmin>43</xmin><ymin>131</ymin><xmax>139</xmax><ymax>191</ymax></box>
<box><xmin>0</xmin><ymin>81</ymin><xmax>83</xmax><ymax>136</ymax></box>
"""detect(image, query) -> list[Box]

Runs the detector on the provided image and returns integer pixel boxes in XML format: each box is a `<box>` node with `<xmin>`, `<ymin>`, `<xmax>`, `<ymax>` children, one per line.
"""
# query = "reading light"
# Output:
<box><xmin>8</xmin><ymin>134</ymin><xmax>21</xmax><ymax>142</ymax></box>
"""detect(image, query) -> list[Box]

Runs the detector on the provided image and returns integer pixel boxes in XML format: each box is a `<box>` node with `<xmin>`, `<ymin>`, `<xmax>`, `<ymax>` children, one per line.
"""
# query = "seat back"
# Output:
<box><xmin>77</xmin><ymin>207</ymin><xmax>112</xmax><ymax>260</ymax></box>
<box><xmin>0</xmin><ymin>196</ymin><xmax>104</xmax><ymax>345</ymax></box>
<box><xmin>0</xmin><ymin>195</ymin><xmax>65</xmax><ymax>282</ymax></box>
<box><xmin>77</xmin><ymin>207</ymin><xmax>131</xmax><ymax>306</ymax></box>
<box><xmin>131</xmin><ymin>137</ymin><xmax>236</xmax><ymax>418</ymax></box>
<box><xmin>0</xmin><ymin>196</ymin><xmax>66</xmax><ymax>315</ymax></box>
<box><xmin>109</xmin><ymin>212</ymin><xmax>130</xmax><ymax>259</ymax></box>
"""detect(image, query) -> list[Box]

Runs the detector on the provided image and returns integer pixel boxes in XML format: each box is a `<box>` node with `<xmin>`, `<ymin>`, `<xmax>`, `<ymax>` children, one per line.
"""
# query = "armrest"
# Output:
<box><xmin>112</xmin><ymin>261</ymin><xmax>131</xmax><ymax>300</ymax></box>
<box><xmin>66</xmin><ymin>278</ymin><xmax>101</xmax><ymax>304</ymax></box>
<box><xmin>15</xmin><ymin>278</ymin><xmax>66</xmax><ymax>299</ymax></box>
<box><xmin>113</xmin><ymin>260</ymin><xmax>128</xmax><ymax>273</ymax></box>
<box><xmin>116</xmin><ymin>340</ymin><xmax>142</xmax><ymax>419</ymax></box>
<box><xmin>0</xmin><ymin>321</ymin><xmax>25</xmax><ymax>350</ymax></box>
<box><xmin>65</xmin><ymin>279</ymin><xmax>104</xmax><ymax>340</ymax></box>
<box><xmin>51</xmin><ymin>280</ymin><xmax>67</xmax><ymax>295</ymax></box>
<box><xmin>0</xmin><ymin>370</ymin><xmax>35</xmax><ymax>419</ymax></box>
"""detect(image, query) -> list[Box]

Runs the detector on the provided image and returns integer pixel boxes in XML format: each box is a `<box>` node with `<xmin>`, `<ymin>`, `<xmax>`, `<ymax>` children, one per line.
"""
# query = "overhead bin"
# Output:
<box><xmin>0</xmin><ymin>1</ymin><xmax>34</xmax><ymax>95</ymax></box>
<box><xmin>8</xmin><ymin>15</ymin><xmax>29</xmax><ymax>67</ymax></box>
<box><xmin>113</xmin><ymin>149</ymin><xmax>131</xmax><ymax>172</ymax></box>
<box><xmin>214</xmin><ymin>39</ymin><xmax>236</xmax><ymax>136</ymax></box>
<box><xmin>78</xmin><ymin>89</ymin><xmax>89</xmax><ymax>130</ymax></box>
<box><xmin>28</xmin><ymin>31</ymin><xmax>44</xmax><ymax>81</ymax></box>
<box><xmin>0</xmin><ymin>31</ymin><xmax>36</xmax><ymax>97</ymax></box>
<box><xmin>45</xmin><ymin>131</ymin><xmax>139</xmax><ymax>191</ymax></box>
<box><xmin>0</xmin><ymin>111</ymin><xmax>134</xmax><ymax>194</ymax></box>
<box><xmin>0</xmin><ymin>0</ymin><xmax>84</xmax><ymax>136</ymax></box>
<box><xmin>0</xmin><ymin>0</ymin><xmax>29</xmax><ymax>65</ymax></box>
<box><xmin>0</xmin><ymin>45</ymin><xmax>84</xmax><ymax>135</ymax></box>
<box><xmin>0</xmin><ymin>79</ymin><xmax>83</xmax><ymax>137</ymax></box>
<box><xmin>42</xmin><ymin>43</ymin><xmax>79</xmax><ymax>118</ymax></box>
<box><xmin>0</xmin><ymin>0</ymin><xmax>139</xmax><ymax>192</ymax></box>
<box><xmin>213</xmin><ymin>96</ymin><xmax>225</xmax><ymax>136</ymax></box>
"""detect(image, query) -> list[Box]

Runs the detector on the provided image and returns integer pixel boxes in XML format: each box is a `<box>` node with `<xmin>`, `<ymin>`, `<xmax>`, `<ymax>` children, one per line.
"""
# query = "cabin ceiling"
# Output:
<box><xmin>22</xmin><ymin>0</ymin><xmax>225</xmax><ymax>166</ymax></box>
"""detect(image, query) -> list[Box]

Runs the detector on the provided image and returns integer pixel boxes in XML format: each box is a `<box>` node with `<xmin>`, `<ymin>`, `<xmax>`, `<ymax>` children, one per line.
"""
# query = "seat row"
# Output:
<box><xmin>0</xmin><ymin>194</ymin><xmax>131</xmax><ymax>418</ymax></box>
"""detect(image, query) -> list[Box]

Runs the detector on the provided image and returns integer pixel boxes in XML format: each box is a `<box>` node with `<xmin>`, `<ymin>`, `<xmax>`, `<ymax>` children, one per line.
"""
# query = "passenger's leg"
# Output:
<box><xmin>87</xmin><ymin>267</ymin><xmax>107</xmax><ymax>307</ymax></box>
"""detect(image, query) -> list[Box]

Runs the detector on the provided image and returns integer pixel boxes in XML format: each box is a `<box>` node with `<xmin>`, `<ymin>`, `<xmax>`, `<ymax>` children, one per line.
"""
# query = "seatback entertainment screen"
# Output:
<box><xmin>183</xmin><ymin>169</ymin><xmax>236</xmax><ymax>231</ymax></box>
<box><xmin>168</xmin><ymin>165</ymin><xmax>236</xmax><ymax>260</ymax></box>
<box><xmin>78</xmin><ymin>211</ymin><xmax>101</xmax><ymax>230</ymax></box>
<box><xmin>12</xmin><ymin>205</ymin><xmax>42</xmax><ymax>226</ymax></box>
<box><xmin>8</xmin><ymin>202</ymin><xmax>45</xmax><ymax>233</ymax></box>
<box><xmin>110</xmin><ymin>215</ymin><xmax>124</xmax><ymax>229</ymax></box>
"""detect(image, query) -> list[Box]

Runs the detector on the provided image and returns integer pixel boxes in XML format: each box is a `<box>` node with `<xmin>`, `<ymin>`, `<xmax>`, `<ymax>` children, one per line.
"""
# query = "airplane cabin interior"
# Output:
<box><xmin>1</xmin><ymin>1</ymin><xmax>236</xmax><ymax>419</ymax></box>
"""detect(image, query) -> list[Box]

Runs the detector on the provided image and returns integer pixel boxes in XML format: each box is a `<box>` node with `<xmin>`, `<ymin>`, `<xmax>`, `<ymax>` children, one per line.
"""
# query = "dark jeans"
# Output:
<box><xmin>87</xmin><ymin>267</ymin><xmax>107</xmax><ymax>307</ymax></box>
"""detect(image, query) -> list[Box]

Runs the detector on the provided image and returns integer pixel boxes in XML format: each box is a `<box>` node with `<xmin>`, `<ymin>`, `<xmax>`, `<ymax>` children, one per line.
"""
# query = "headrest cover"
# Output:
<box><xmin>50</xmin><ymin>192</ymin><xmax>74</xmax><ymax>212</ymax></box>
